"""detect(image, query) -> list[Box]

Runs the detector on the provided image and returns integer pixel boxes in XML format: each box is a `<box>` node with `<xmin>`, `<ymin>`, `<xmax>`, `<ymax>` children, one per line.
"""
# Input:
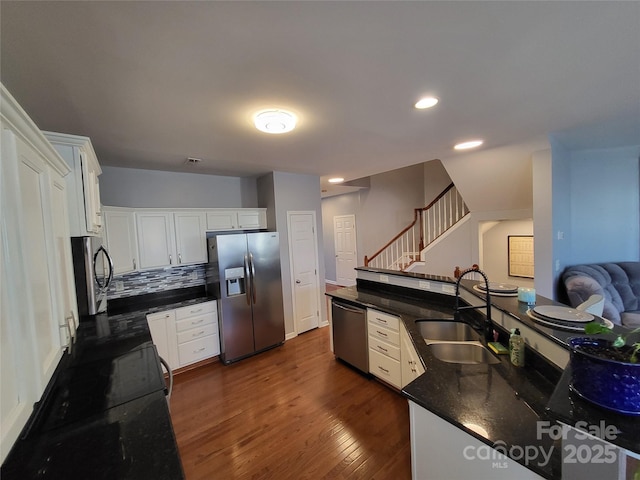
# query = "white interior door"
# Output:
<box><xmin>334</xmin><ymin>214</ymin><xmax>357</xmax><ymax>286</ymax></box>
<box><xmin>288</xmin><ymin>212</ymin><xmax>321</xmax><ymax>334</ymax></box>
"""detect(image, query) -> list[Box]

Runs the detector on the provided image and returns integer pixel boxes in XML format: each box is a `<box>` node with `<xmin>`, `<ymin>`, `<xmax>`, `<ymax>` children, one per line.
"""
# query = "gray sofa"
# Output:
<box><xmin>562</xmin><ymin>262</ymin><xmax>640</xmax><ymax>328</ymax></box>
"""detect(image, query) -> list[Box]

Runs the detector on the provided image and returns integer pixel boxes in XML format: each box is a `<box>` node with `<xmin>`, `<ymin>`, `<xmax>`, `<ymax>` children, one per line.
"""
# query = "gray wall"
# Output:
<box><xmin>258</xmin><ymin>171</ymin><xmax>326</xmax><ymax>336</ymax></box>
<box><xmin>100</xmin><ymin>166</ymin><xmax>258</xmax><ymax>208</ymax></box>
<box><xmin>322</xmin><ymin>163</ymin><xmax>427</xmax><ymax>283</ymax></box>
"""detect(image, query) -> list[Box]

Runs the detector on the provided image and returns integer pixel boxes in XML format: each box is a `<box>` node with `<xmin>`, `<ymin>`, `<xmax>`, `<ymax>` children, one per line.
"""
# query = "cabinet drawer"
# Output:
<box><xmin>367</xmin><ymin>321</ymin><xmax>400</xmax><ymax>346</ymax></box>
<box><xmin>367</xmin><ymin>310</ymin><xmax>399</xmax><ymax>331</ymax></box>
<box><xmin>176</xmin><ymin>312</ymin><xmax>215</xmax><ymax>333</ymax></box>
<box><xmin>369</xmin><ymin>349</ymin><xmax>401</xmax><ymax>389</ymax></box>
<box><xmin>178</xmin><ymin>335</ymin><xmax>220</xmax><ymax>366</ymax></box>
<box><xmin>368</xmin><ymin>335</ymin><xmax>400</xmax><ymax>361</ymax></box>
<box><xmin>175</xmin><ymin>301</ymin><xmax>216</xmax><ymax>320</ymax></box>
<box><xmin>177</xmin><ymin>323</ymin><xmax>218</xmax><ymax>345</ymax></box>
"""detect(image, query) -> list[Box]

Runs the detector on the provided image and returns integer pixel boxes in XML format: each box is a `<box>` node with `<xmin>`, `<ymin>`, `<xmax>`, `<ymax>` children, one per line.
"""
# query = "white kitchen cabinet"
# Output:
<box><xmin>43</xmin><ymin>131</ymin><xmax>103</xmax><ymax>236</ymax></box>
<box><xmin>136</xmin><ymin>212</ymin><xmax>176</xmax><ymax>269</ymax></box>
<box><xmin>174</xmin><ymin>301</ymin><xmax>219</xmax><ymax>367</ymax></box>
<box><xmin>147</xmin><ymin>310</ymin><xmax>178</xmax><ymax>369</ymax></box>
<box><xmin>206</xmin><ymin>208</ymin><xmax>267</xmax><ymax>231</ymax></box>
<box><xmin>400</xmin><ymin>322</ymin><xmax>425</xmax><ymax>387</ymax></box>
<box><xmin>367</xmin><ymin>309</ymin><xmax>402</xmax><ymax>389</ymax></box>
<box><xmin>174</xmin><ymin>211</ymin><xmax>207</xmax><ymax>265</ymax></box>
<box><xmin>136</xmin><ymin>210</ymin><xmax>206</xmax><ymax>270</ymax></box>
<box><xmin>146</xmin><ymin>300</ymin><xmax>219</xmax><ymax>371</ymax></box>
<box><xmin>103</xmin><ymin>207</ymin><xmax>138</xmax><ymax>274</ymax></box>
<box><xmin>1</xmin><ymin>84</ymin><xmax>73</xmax><ymax>462</ymax></box>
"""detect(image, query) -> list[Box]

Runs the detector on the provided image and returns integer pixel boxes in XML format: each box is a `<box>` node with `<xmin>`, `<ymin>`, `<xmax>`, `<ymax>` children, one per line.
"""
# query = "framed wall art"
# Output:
<box><xmin>508</xmin><ymin>235</ymin><xmax>534</xmax><ymax>278</ymax></box>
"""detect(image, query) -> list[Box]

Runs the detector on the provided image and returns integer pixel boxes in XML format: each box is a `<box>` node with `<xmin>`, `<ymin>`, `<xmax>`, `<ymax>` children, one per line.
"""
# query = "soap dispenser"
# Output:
<box><xmin>509</xmin><ymin>328</ymin><xmax>525</xmax><ymax>367</ymax></box>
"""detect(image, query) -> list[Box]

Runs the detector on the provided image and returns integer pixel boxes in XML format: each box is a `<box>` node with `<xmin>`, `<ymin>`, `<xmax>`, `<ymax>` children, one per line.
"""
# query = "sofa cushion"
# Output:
<box><xmin>562</xmin><ymin>262</ymin><xmax>640</xmax><ymax>326</ymax></box>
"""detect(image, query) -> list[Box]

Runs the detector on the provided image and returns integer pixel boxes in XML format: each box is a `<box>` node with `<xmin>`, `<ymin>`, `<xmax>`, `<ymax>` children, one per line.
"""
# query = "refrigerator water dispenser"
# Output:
<box><xmin>224</xmin><ymin>267</ymin><xmax>245</xmax><ymax>296</ymax></box>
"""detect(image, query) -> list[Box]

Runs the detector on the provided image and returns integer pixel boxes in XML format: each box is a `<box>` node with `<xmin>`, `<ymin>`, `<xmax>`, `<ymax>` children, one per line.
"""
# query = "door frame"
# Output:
<box><xmin>287</xmin><ymin>210</ymin><xmax>323</xmax><ymax>336</ymax></box>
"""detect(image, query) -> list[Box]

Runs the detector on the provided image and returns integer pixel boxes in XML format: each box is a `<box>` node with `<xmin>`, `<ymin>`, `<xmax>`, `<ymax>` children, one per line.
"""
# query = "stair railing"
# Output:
<box><xmin>364</xmin><ymin>183</ymin><xmax>469</xmax><ymax>271</ymax></box>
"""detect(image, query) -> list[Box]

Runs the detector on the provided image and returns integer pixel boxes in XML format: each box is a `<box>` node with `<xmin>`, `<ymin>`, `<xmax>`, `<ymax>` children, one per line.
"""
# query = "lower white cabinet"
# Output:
<box><xmin>400</xmin><ymin>321</ymin><xmax>425</xmax><ymax>387</ymax></box>
<box><xmin>367</xmin><ymin>309</ymin><xmax>402</xmax><ymax>389</ymax></box>
<box><xmin>147</xmin><ymin>300</ymin><xmax>219</xmax><ymax>370</ymax></box>
<box><xmin>367</xmin><ymin>309</ymin><xmax>425</xmax><ymax>389</ymax></box>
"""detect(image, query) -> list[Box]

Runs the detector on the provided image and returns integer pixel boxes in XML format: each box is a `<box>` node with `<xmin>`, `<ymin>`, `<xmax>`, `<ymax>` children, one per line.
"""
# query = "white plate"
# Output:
<box><xmin>476</xmin><ymin>282</ymin><xmax>519</xmax><ymax>293</ymax></box>
<box><xmin>526</xmin><ymin>310</ymin><xmax>612</xmax><ymax>331</ymax></box>
<box><xmin>532</xmin><ymin>305</ymin><xmax>594</xmax><ymax>323</ymax></box>
<box><xmin>472</xmin><ymin>285</ymin><xmax>517</xmax><ymax>297</ymax></box>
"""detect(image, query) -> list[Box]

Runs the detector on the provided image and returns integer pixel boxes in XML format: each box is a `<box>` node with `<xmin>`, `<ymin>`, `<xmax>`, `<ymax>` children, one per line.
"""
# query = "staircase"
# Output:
<box><xmin>364</xmin><ymin>183</ymin><xmax>469</xmax><ymax>271</ymax></box>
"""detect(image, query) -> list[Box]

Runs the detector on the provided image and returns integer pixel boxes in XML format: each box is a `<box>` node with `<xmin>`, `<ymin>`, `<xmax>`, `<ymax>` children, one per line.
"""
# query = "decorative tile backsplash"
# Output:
<box><xmin>108</xmin><ymin>264</ymin><xmax>207</xmax><ymax>299</ymax></box>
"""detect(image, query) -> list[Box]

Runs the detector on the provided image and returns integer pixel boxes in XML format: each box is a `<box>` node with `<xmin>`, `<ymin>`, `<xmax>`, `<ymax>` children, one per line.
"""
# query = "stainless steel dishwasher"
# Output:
<box><xmin>331</xmin><ymin>299</ymin><xmax>369</xmax><ymax>373</ymax></box>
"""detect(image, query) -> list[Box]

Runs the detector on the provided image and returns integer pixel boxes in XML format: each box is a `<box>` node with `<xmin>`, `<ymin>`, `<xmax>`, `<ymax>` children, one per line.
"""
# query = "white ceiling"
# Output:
<box><xmin>2</xmin><ymin>1</ymin><xmax>639</xmax><ymax>193</ymax></box>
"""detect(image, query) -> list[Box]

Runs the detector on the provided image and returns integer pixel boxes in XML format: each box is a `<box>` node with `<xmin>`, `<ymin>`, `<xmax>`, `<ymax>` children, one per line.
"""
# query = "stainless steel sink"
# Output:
<box><xmin>416</xmin><ymin>320</ymin><xmax>478</xmax><ymax>343</ymax></box>
<box><xmin>428</xmin><ymin>342</ymin><xmax>500</xmax><ymax>365</ymax></box>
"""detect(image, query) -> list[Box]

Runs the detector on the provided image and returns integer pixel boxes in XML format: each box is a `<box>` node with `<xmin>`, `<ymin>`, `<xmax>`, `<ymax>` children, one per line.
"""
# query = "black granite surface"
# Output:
<box><xmin>546</xmin><ymin>365</ymin><xmax>640</xmax><ymax>454</ymax></box>
<box><xmin>329</xmin><ymin>271</ymin><xmax>640</xmax><ymax>476</ymax></box>
<box><xmin>0</xmin><ymin>288</ymin><xmax>213</xmax><ymax>480</ymax></box>
<box><xmin>327</xmin><ymin>283</ymin><xmax>562</xmax><ymax>479</ymax></box>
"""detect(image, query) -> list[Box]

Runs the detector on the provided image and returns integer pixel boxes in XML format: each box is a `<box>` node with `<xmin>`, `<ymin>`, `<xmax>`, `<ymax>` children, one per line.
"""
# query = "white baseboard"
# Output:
<box><xmin>325</xmin><ymin>279</ymin><xmax>338</xmax><ymax>285</ymax></box>
<box><xmin>285</xmin><ymin>331</ymin><xmax>298</xmax><ymax>341</ymax></box>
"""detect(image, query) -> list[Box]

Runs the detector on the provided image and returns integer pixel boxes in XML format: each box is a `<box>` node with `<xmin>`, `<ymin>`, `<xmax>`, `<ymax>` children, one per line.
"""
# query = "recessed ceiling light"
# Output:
<box><xmin>414</xmin><ymin>96</ymin><xmax>439</xmax><ymax>109</ymax></box>
<box><xmin>454</xmin><ymin>140</ymin><xmax>484</xmax><ymax>150</ymax></box>
<box><xmin>328</xmin><ymin>177</ymin><xmax>345</xmax><ymax>184</ymax></box>
<box><xmin>253</xmin><ymin>109</ymin><xmax>297</xmax><ymax>134</ymax></box>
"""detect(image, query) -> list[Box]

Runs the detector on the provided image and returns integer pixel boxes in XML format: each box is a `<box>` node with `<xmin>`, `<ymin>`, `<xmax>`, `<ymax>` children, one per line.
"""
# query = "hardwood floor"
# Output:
<box><xmin>170</xmin><ymin>326</ymin><xmax>411</xmax><ymax>480</ymax></box>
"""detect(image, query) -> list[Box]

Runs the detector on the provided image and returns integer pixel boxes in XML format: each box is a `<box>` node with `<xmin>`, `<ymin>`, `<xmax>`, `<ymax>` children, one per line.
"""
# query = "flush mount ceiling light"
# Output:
<box><xmin>414</xmin><ymin>96</ymin><xmax>439</xmax><ymax>109</ymax></box>
<box><xmin>454</xmin><ymin>139</ymin><xmax>484</xmax><ymax>150</ymax></box>
<box><xmin>253</xmin><ymin>109</ymin><xmax>297</xmax><ymax>134</ymax></box>
<box><xmin>328</xmin><ymin>177</ymin><xmax>345</xmax><ymax>184</ymax></box>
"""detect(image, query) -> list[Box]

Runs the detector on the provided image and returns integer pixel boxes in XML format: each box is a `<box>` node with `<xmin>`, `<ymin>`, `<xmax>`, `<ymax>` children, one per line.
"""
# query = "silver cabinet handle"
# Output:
<box><xmin>192</xmin><ymin>330</ymin><xmax>205</xmax><ymax>337</ymax></box>
<box><xmin>193</xmin><ymin>347</ymin><xmax>206</xmax><ymax>353</ymax></box>
<box><xmin>190</xmin><ymin>308</ymin><xmax>203</xmax><ymax>314</ymax></box>
<box><xmin>296</xmin><ymin>280</ymin><xmax>301</xmax><ymax>284</ymax></box>
<box><xmin>191</xmin><ymin>318</ymin><xmax>204</xmax><ymax>325</ymax></box>
<box><xmin>133</xmin><ymin>258</ymin><xmax>136</xmax><ymax>269</ymax></box>
<box><xmin>178</xmin><ymin>253</ymin><xmax>182</xmax><ymax>264</ymax></box>
<box><xmin>378</xmin><ymin>366</ymin><xmax>390</xmax><ymax>374</ymax></box>
<box><xmin>169</xmin><ymin>254</ymin><xmax>172</xmax><ymax>265</ymax></box>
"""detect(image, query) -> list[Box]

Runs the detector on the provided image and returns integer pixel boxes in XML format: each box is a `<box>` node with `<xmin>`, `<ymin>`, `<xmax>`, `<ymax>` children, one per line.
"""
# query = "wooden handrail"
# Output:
<box><xmin>365</xmin><ymin>208</ymin><xmax>421</xmax><ymax>265</ymax></box>
<box><xmin>364</xmin><ymin>182</ymin><xmax>464</xmax><ymax>268</ymax></box>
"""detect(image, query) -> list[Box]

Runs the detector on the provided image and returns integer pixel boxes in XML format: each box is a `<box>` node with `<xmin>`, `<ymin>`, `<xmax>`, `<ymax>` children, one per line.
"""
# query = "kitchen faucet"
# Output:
<box><xmin>454</xmin><ymin>267</ymin><xmax>493</xmax><ymax>342</ymax></box>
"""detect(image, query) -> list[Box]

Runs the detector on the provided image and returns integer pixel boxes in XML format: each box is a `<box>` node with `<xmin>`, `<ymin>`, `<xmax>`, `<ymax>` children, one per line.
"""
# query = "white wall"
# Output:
<box><xmin>423</xmin><ymin>159</ymin><xmax>452</xmax><ymax>206</ymax></box>
<box><xmin>321</xmin><ymin>192</ymin><xmax>362</xmax><ymax>282</ymax></box>
<box><xmin>481</xmin><ymin>219</ymin><xmax>534</xmax><ymax>287</ymax></box>
<box><xmin>100</xmin><ymin>166</ymin><xmax>258</xmax><ymax>208</ymax></box>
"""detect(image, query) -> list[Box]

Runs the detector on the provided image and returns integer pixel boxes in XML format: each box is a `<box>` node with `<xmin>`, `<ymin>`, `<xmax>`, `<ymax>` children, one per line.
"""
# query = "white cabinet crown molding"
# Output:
<box><xmin>1</xmin><ymin>84</ymin><xmax>69</xmax><ymax>177</ymax></box>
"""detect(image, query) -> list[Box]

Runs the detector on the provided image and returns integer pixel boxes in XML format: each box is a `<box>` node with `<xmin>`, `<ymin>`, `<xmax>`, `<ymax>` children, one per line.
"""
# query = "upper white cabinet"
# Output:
<box><xmin>174</xmin><ymin>211</ymin><xmax>207</xmax><ymax>265</ymax></box>
<box><xmin>43</xmin><ymin>131</ymin><xmax>103</xmax><ymax>237</ymax></box>
<box><xmin>135</xmin><ymin>211</ymin><xmax>207</xmax><ymax>270</ymax></box>
<box><xmin>206</xmin><ymin>208</ymin><xmax>266</xmax><ymax>231</ymax></box>
<box><xmin>103</xmin><ymin>207</ymin><xmax>138</xmax><ymax>275</ymax></box>
<box><xmin>1</xmin><ymin>84</ymin><xmax>73</xmax><ymax>462</ymax></box>
<box><xmin>136</xmin><ymin>212</ymin><xmax>176</xmax><ymax>269</ymax></box>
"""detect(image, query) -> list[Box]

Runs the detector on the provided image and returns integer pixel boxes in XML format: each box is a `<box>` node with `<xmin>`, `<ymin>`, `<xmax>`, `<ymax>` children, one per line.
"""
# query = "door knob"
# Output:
<box><xmin>296</xmin><ymin>280</ymin><xmax>301</xmax><ymax>284</ymax></box>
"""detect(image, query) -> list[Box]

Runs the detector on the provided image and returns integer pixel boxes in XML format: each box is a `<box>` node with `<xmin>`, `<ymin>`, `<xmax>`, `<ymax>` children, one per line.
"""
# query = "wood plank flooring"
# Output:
<box><xmin>170</xmin><ymin>326</ymin><xmax>411</xmax><ymax>480</ymax></box>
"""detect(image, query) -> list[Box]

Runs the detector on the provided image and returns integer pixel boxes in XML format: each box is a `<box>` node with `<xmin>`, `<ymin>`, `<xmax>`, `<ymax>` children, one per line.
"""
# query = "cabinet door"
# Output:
<box><xmin>147</xmin><ymin>312</ymin><xmax>171</xmax><ymax>366</ymax></box>
<box><xmin>16</xmin><ymin>134</ymin><xmax>65</xmax><ymax>392</ymax></box>
<box><xmin>79</xmin><ymin>150</ymin><xmax>102</xmax><ymax>235</ymax></box>
<box><xmin>174</xmin><ymin>212</ymin><xmax>207</xmax><ymax>264</ymax></box>
<box><xmin>136</xmin><ymin>212</ymin><xmax>176</xmax><ymax>269</ymax></box>
<box><xmin>104</xmin><ymin>209</ymin><xmax>138</xmax><ymax>274</ymax></box>
<box><xmin>50</xmin><ymin>170</ymin><xmax>79</xmax><ymax>342</ymax></box>
<box><xmin>237</xmin><ymin>210</ymin><xmax>262</xmax><ymax>229</ymax></box>
<box><xmin>400</xmin><ymin>322</ymin><xmax>425</xmax><ymax>388</ymax></box>
<box><xmin>206</xmin><ymin>210</ymin><xmax>238</xmax><ymax>231</ymax></box>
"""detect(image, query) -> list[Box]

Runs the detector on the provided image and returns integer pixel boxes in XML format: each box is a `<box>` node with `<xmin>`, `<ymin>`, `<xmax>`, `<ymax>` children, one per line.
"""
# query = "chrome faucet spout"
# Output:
<box><xmin>454</xmin><ymin>267</ymin><xmax>493</xmax><ymax>342</ymax></box>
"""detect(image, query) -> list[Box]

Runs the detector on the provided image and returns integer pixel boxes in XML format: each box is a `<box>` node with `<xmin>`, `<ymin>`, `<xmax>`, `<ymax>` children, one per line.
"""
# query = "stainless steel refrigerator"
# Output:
<box><xmin>206</xmin><ymin>232</ymin><xmax>285</xmax><ymax>364</ymax></box>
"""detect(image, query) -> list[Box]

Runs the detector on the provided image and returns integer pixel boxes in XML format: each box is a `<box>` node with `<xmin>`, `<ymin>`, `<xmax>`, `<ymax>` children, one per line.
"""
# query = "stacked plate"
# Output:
<box><xmin>527</xmin><ymin>305</ymin><xmax>612</xmax><ymax>331</ymax></box>
<box><xmin>473</xmin><ymin>282</ymin><xmax>519</xmax><ymax>297</ymax></box>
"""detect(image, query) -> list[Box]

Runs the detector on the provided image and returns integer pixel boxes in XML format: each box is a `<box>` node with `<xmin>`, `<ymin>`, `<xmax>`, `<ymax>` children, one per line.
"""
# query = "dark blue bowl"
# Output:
<box><xmin>568</xmin><ymin>337</ymin><xmax>640</xmax><ymax>415</ymax></box>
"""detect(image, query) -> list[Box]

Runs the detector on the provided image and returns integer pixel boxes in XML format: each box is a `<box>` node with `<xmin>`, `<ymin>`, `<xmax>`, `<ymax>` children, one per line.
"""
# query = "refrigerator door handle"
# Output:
<box><xmin>244</xmin><ymin>253</ymin><xmax>252</xmax><ymax>306</ymax></box>
<box><xmin>249</xmin><ymin>252</ymin><xmax>257</xmax><ymax>304</ymax></box>
<box><xmin>94</xmin><ymin>245</ymin><xmax>114</xmax><ymax>291</ymax></box>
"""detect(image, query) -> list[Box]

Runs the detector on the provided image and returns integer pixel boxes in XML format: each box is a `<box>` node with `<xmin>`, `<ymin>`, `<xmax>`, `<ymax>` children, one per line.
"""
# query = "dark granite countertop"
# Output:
<box><xmin>327</xmin><ymin>283</ymin><xmax>562</xmax><ymax>479</ymax></box>
<box><xmin>0</xmin><ymin>288</ymin><xmax>214</xmax><ymax>479</ymax></box>
<box><xmin>328</xmin><ymin>274</ymin><xmax>640</xmax><ymax>475</ymax></box>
